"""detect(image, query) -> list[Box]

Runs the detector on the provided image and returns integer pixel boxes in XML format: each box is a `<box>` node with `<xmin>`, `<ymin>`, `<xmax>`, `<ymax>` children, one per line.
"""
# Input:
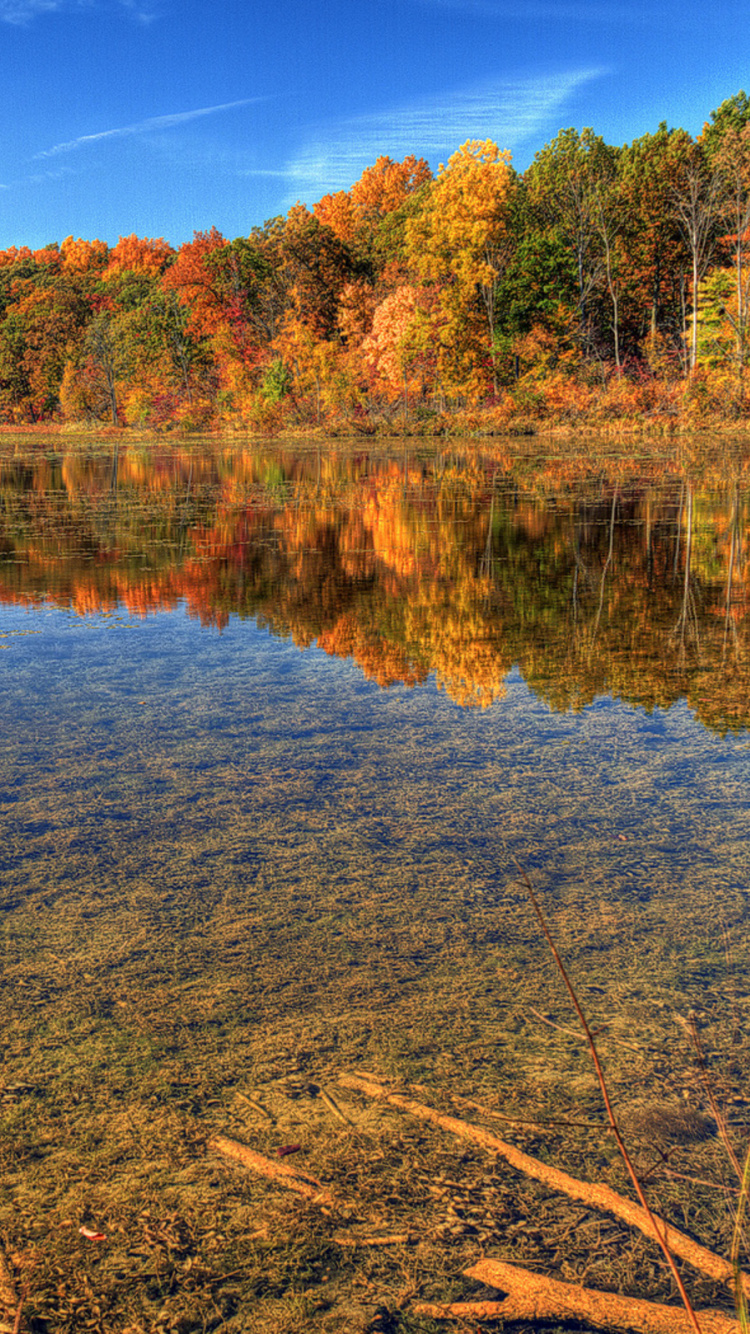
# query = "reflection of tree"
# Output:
<box><xmin>0</xmin><ymin>442</ymin><xmax>749</xmax><ymax>730</ymax></box>
<box><xmin>673</xmin><ymin>483</ymin><xmax>700</xmax><ymax>660</ymax></box>
<box><xmin>592</xmin><ymin>487</ymin><xmax>617</xmax><ymax>644</ymax></box>
<box><xmin>720</xmin><ymin>485</ymin><xmax>736</xmax><ymax>661</ymax></box>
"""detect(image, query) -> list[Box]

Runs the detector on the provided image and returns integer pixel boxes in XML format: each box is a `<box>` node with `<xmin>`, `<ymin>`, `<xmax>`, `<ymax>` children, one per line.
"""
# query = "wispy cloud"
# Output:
<box><xmin>0</xmin><ymin>0</ymin><xmax>159</xmax><ymax>22</ymax></box>
<box><xmin>0</xmin><ymin>0</ymin><xmax>60</xmax><ymax>21</ymax></box>
<box><xmin>280</xmin><ymin>68</ymin><xmax>606</xmax><ymax>199</ymax></box>
<box><xmin>412</xmin><ymin>0</ymin><xmax>648</xmax><ymax>19</ymax></box>
<box><xmin>24</xmin><ymin>165</ymin><xmax>78</xmax><ymax>186</ymax></box>
<box><xmin>118</xmin><ymin>0</ymin><xmax>160</xmax><ymax>22</ymax></box>
<box><xmin>0</xmin><ymin>160</ymin><xmax>80</xmax><ymax>190</ymax></box>
<box><xmin>35</xmin><ymin>99</ymin><xmax>256</xmax><ymax>159</ymax></box>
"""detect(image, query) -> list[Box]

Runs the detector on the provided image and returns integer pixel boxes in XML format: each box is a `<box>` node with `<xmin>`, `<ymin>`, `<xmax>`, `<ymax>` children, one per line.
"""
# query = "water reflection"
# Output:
<box><xmin>0</xmin><ymin>438</ymin><xmax>748</xmax><ymax>731</ymax></box>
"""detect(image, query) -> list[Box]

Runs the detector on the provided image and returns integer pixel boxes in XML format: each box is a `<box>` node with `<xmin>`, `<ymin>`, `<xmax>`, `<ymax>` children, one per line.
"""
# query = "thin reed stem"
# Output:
<box><xmin>731</xmin><ymin>1146</ymin><xmax>750</xmax><ymax>1331</ymax></box>
<box><xmin>687</xmin><ymin>1013</ymin><xmax>743</xmax><ymax>1184</ymax></box>
<box><xmin>512</xmin><ymin>856</ymin><xmax>704</xmax><ymax>1334</ymax></box>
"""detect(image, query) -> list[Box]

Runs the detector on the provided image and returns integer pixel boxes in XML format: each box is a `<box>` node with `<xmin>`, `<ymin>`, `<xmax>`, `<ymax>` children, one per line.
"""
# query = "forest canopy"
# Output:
<box><xmin>4</xmin><ymin>93</ymin><xmax>750</xmax><ymax>432</ymax></box>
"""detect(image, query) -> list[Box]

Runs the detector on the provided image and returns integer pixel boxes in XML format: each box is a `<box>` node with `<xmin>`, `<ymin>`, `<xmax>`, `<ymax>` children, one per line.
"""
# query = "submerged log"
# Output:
<box><xmin>209</xmin><ymin>1135</ymin><xmax>338</xmax><ymax>1207</ymax></box>
<box><xmin>413</xmin><ymin>1259</ymin><xmax>737</xmax><ymax>1334</ymax></box>
<box><xmin>340</xmin><ymin>1074</ymin><xmax>747</xmax><ymax>1296</ymax></box>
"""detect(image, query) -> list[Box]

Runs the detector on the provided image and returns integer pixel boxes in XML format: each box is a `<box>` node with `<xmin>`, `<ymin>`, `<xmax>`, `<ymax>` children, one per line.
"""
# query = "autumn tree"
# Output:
<box><xmin>250</xmin><ymin>207</ymin><xmax>357</xmax><ymax>419</ymax></box>
<box><xmin>81</xmin><ymin>310</ymin><xmax>122</xmax><ymax>423</ymax></box>
<box><xmin>361</xmin><ymin>284</ymin><xmax>432</xmax><ymax>415</ymax></box>
<box><xmin>161</xmin><ymin>227</ymin><xmax>231</xmax><ymax>338</ymax></box>
<box><xmin>60</xmin><ymin>236</ymin><xmax>109</xmax><ymax>275</ymax></box>
<box><xmin>150</xmin><ymin>288</ymin><xmax>211</xmax><ymax>411</ymax></box>
<box><xmin>702</xmin><ymin>90</ymin><xmax>750</xmax><ymax>153</ymax></box>
<box><xmin>272</xmin><ymin>318</ymin><xmax>346</xmax><ymax>423</ymax></box>
<box><xmin>491</xmin><ymin>179</ymin><xmax>578</xmax><ymax>379</ymax></box>
<box><xmin>670</xmin><ymin>139</ymin><xmax>727</xmax><ymax>373</ymax></box>
<box><xmin>0</xmin><ymin>246</ymin><xmax>93</xmax><ymax>420</ymax></box>
<box><xmin>160</xmin><ymin>228</ymin><xmax>273</xmax><ymax>414</ymax></box>
<box><xmin>524</xmin><ymin>128</ymin><xmax>619</xmax><ymax>361</ymax></box>
<box><xmin>617</xmin><ymin>125</ymin><xmax>693</xmax><ymax>370</ymax></box>
<box><xmin>103</xmin><ymin>234</ymin><xmax>173</xmax><ymax>281</ymax></box>
<box><xmin>406</xmin><ymin>139</ymin><xmax>515</xmax><ymax>396</ymax></box>
<box><xmin>701</xmin><ymin>93</ymin><xmax>750</xmax><ymax>385</ymax></box>
<box><xmin>314</xmin><ymin>154</ymin><xmax>432</xmax><ymax>264</ymax></box>
<box><xmin>267</xmin><ymin>205</ymin><xmax>355</xmax><ymax>339</ymax></box>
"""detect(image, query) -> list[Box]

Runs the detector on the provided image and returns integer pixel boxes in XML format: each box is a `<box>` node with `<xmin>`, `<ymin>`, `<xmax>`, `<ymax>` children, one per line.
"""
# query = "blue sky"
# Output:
<box><xmin>0</xmin><ymin>0</ymin><xmax>743</xmax><ymax>249</ymax></box>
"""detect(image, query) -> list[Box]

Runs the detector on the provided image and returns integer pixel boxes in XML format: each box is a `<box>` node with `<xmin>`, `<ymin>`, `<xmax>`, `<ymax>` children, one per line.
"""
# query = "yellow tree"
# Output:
<box><xmin>60</xmin><ymin>236</ymin><xmax>109</xmax><ymax>274</ymax></box>
<box><xmin>273</xmin><ymin>315</ymin><xmax>348</xmax><ymax>423</ymax></box>
<box><xmin>406</xmin><ymin>139</ymin><xmax>514</xmax><ymax>396</ymax></box>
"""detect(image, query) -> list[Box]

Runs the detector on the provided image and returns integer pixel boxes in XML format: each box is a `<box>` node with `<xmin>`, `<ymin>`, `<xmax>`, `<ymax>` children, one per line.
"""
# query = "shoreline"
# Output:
<box><xmin>1</xmin><ymin>415</ymin><xmax>750</xmax><ymax>444</ymax></box>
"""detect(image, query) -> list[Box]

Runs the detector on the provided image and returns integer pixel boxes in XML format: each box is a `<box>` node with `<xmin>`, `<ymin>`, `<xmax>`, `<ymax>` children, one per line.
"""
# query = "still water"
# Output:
<box><xmin>2</xmin><ymin>436</ymin><xmax>749</xmax><ymax>1040</ymax></box>
<box><xmin>0</xmin><ymin>434</ymin><xmax>749</xmax><ymax>1326</ymax></box>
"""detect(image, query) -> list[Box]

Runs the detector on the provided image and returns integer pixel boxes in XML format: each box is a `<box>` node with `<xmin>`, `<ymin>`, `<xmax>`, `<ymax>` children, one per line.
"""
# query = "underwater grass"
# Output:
<box><xmin>0</xmin><ymin>439</ymin><xmax>749</xmax><ymax>1329</ymax></box>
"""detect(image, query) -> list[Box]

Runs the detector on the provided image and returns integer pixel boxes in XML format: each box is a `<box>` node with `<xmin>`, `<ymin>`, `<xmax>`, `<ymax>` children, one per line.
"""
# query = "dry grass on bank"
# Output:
<box><xmin>3</xmin><ymin>359</ymin><xmax>750</xmax><ymax>443</ymax></box>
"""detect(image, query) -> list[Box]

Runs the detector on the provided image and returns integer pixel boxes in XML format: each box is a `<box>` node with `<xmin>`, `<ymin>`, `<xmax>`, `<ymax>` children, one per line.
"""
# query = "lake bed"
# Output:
<box><xmin>1</xmin><ymin>434</ymin><xmax>748</xmax><ymax>1332</ymax></box>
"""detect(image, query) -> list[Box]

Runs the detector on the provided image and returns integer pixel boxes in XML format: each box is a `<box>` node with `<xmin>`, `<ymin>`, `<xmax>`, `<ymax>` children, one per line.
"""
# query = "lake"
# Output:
<box><xmin>0</xmin><ymin>433</ymin><xmax>748</xmax><ymax>1333</ymax></box>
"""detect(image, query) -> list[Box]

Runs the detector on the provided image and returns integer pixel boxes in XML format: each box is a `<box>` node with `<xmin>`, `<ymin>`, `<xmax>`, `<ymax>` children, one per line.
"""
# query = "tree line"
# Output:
<box><xmin>4</xmin><ymin>90</ymin><xmax>750</xmax><ymax>431</ymax></box>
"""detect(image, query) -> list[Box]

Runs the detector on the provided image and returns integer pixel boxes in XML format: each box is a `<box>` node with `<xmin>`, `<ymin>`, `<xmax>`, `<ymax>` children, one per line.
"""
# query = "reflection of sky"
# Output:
<box><xmin>2</xmin><ymin>600</ymin><xmax>749</xmax><ymax>912</ymax></box>
<box><xmin>0</xmin><ymin>0</ymin><xmax>744</xmax><ymax>246</ymax></box>
<box><xmin>2</xmin><ymin>588</ymin><xmax>749</xmax><ymax>1168</ymax></box>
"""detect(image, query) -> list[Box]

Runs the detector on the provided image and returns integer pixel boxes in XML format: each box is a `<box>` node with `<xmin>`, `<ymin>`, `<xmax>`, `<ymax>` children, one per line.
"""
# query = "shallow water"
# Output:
<box><xmin>3</xmin><ymin>434</ymin><xmax>750</xmax><ymax>1329</ymax></box>
<box><xmin>1</xmin><ymin>434</ymin><xmax>749</xmax><ymax>1093</ymax></box>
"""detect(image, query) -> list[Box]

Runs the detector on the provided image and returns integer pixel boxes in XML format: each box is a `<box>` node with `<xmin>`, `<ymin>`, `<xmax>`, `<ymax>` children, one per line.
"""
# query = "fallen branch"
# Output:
<box><xmin>450</xmin><ymin>1091</ymin><xmax>601</xmax><ymax>1131</ymax></box>
<box><xmin>528</xmin><ymin>1005</ymin><xmax>645</xmax><ymax>1053</ymax></box>
<box><xmin>340</xmin><ymin>1074</ymin><xmax>747</xmax><ymax>1296</ymax></box>
<box><xmin>319</xmin><ymin>1088</ymin><xmax>353</xmax><ymax>1125</ymax></box>
<box><xmin>235</xmin><ymin>1093</ymin><xmax>276</xmax><ymax>1124</ymax></box>
<box><xmin>209</xmin><ymin>1136</ymin><xmax>338</xmax><ymax>1207</ymax></box>
<box><xmin>413</xmin><ymin>1259</ymin><xmax>738</xmax><ymax>1334</ymax></box>
<box><xmin>333</xmin><ymin>1231</ymin><xmax>411</xmax><ymax>1247</ymax></box>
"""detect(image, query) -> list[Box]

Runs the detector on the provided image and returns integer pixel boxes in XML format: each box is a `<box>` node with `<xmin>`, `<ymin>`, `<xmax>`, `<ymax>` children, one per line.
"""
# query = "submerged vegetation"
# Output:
<box><xmin>7</xmin><ymin>92</ymin><xmax>750</xmax><ymax>433</ymax></box>
<box><xmin>0</xmin><ymin>436</ymin><xmax>749</xmax><ymax>1330</ymax></box>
